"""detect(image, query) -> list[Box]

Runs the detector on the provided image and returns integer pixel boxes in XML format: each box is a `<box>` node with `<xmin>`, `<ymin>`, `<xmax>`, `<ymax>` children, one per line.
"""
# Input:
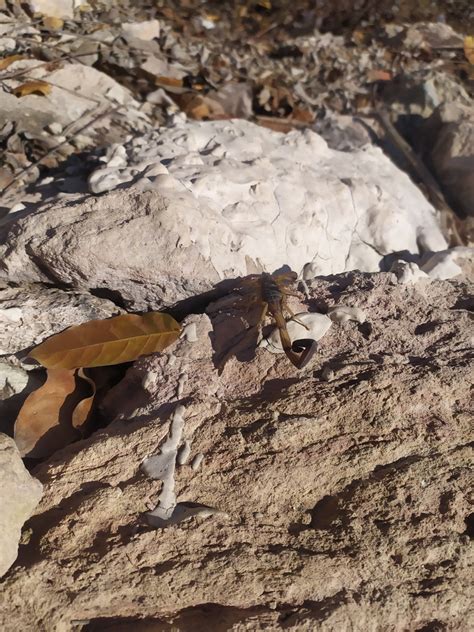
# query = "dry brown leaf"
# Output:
<box><xmin>72</xmin><ymin>368</ymin><xmax>96</xmax><ymax>431</ymax></box>
<box><xmin>464</xmin><ymin>36</ymin><xmax>474</xmax><ymax>64</ymax></box>
<box><xmin>0</xmin><ymin>167</ymin><xmax>13</xmax><ymax>189</ymax></box>
<box><xmin>30</xmin><ymin>312</ymin><xmax>181</xmax><ymax>369</ymax></box>
<box><xmin>352</xmin><ymin>29</ymin><xmax>369</xmax><ymax>46</ymax></box>
<box><xmin>291</xmin><ymin>106</ymin><xmax>315</xmax><ymax>124</ymax></box>
<box><xmin>42</xmin><ymin>16</ymin><xmax>64</xmax><ymax>31</ymax></box>
<box><xmin>0</xmin><ymin>55</ymin><xmax>25</xmax><ymax>71</ymax></box>
<box><xmin>176</xmin><ymin>93</ymin><xmax>227</xmax><ymax>120</ymax></box>
<box><xmin>367</xmin><ymin>69</ymin><xmax>392</xmax><ymax>82</ymax></box>
<box><xmin>182</xmin><ymin>94</ymin><xmax>212</xmax><ymax>119</ymax></box>
<box><xmin>354</xmin><ymin>93</ymin><xmax>372</xmax><ymax>110</ymax></box>
<box><xmin>89</xmin><ymin>23</ymin><xmax>110</xmax><ymax>33</ymax></box>
<box><xmin>154</xmin><ymin>75</ymin><xmax>184</xmax><ymax>89</ymax></box>
<box><xmin>14</xmin><ymin>368</ymin><xmax>80</xmax><ymax>458</ymax></box>
<box><xmin>255</xmin><ymin>116</ymin><xmax>294</xmax><ymax>133</ymax></box>
<box><xmin>13</xmin><ymin>80</ymin><xmax>51</xmax><ymax>97</ymax></box>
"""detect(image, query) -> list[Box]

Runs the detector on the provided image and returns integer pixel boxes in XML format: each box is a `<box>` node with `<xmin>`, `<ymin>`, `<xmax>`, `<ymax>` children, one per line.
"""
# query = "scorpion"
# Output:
<box><xmin>235</xmin><ymin>271</ymin><xmax>317</xmax><ymax>369</ymax></box>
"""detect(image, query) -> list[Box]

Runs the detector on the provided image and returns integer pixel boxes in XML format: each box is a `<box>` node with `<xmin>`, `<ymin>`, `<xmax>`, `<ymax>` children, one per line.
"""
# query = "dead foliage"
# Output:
<box><xmin>14</xmin><ymin>312</ymin><xmax>181</xmax><ymax>458</ymax></box>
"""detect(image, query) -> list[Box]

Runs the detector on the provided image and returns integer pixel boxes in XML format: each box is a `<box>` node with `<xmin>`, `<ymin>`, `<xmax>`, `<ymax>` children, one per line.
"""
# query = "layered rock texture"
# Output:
<box><xmin>0</xmin><ymin>271</ymin><xmax>471</xmax><ymax>631</ymax></box>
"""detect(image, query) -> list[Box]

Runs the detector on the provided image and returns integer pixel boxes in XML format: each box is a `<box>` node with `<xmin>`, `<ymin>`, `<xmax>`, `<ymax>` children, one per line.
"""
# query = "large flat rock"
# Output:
<box><xmin>0</xmin><ymin>271</ymin><xmax>471</xmax><ymax>630</ymax></box>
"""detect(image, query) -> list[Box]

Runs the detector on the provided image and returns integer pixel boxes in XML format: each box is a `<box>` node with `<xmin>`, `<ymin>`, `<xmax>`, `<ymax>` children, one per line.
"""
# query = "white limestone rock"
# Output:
<box><xmin>0</xmin><ymin>119</ymin><xmax>448</xmax><ymax>309</ymax></box>
<box><xmin>0</xmin><ymin>60</ymin><xmax>149</xmax><ymax>150</ymax></box>
<box><xmin>390</xmin><ymin>260</ymin><xmax>429</xmax><ymax>284</ymax></box>
<box><xmin>122</xmin><ymin>20</ymin><xmax>161</xmax><ymax>41</ymax></box>
<box><xmin>27</xmin><ymin>0</ymin><xmax>86</xmax><ymax>18</ymax></box>
<box><xmin>421</xmin><ymin>249</ymin><xmax>466</xmax><ymax>280</ymax></box>
<box><xmin>260</xmin><ymin>312</ymin><xmax>332</xmax><ymax>354</ymax></box>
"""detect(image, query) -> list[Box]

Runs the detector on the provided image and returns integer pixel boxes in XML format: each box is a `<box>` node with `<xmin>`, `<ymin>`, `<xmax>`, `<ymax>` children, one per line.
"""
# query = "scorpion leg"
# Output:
<box><xmin>286</xmin><ymin>338</ymin><xmax>318</xmax><ymax>369</ymax></box>
<box><xmin>257</xmin><ymin>301</ymin><xmax>268</xmax><ymax>326</ymax></box>
<box><xmin>282</xmin><ymin>297</ymin><xmax>310</xmax><ymax>330</ymax></box>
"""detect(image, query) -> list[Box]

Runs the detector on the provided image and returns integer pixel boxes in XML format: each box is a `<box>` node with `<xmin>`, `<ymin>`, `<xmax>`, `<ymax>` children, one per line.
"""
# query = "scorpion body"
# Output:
<box><xmin>239</xmin><ymin>271</ymin><xmax>317</xmax><ymax>369</ymax></box>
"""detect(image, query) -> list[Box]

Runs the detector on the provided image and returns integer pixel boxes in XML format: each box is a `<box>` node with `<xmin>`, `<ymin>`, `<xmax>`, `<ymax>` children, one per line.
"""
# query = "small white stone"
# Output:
<box><xmin>181</xmin><ymin>322</ymin><xmax>198</xmax><ymax>343</ymax></box>
<box><xmin>328</xmin><ymin>306</ymin><xmax>366</xmax><ymax>324</ymax></box>
<box><xmin>0</xmin><ymin>37</ymin><xmax>16</xmax><ymax>52</ymax></box>
<box><xmin>421</xmin><ymin>250</ymin><xmax>464</xmax><ymax>280</ymax></box>
<box><xmin>122</xmin><ymin>20</ymin><xmax>160</xmax><ymax>41</ymax></box>
<box><xmin>8</xmin><ymin>204</ymin><xmax>26</xmax><ymax>214</ymax></box>
<box><xmin>191</xmin><ymin>453</ymin><xmax>204</xmax><ymax>471</ymax></box>
<box><xmin>100</xmin><ymin>144</ymin><xmax>128</xmax><ymax>168</ymax></box>
<box><xmin>390</xmin><ymin>260</ymin><xmax>429</xmax><ymax>284</ymax></box>
<box><xmin>0</xmin><ymin>362</ymin><xmax>28</xmax><ymax>397</ymax></box>
<box><xmin>143</xmin><ymin>163</ymin><xmax>169</xmax><ymax>178</ymax></box>
<box><xmin>88</xmin><ymin>167</ymin><xmax>132</xmax><ymax>194</ymax></box>
<box><xmin>27</xmin><ymin>0</ymin><xmax>86</xmax><ymax>18</ymax></box>
<box><xmin>260</xmin><ymin>312</ymin><xmax>331</xmax><ymax>355</ymax></box>
<box><xmin>176</xmin><ymin>372</ymin><xmax>186</xmax><ymax>397</ymax></box>
<box><xmin>46</xmin><ymin>122</ymin><xmax>63</xmax><ymax>135</ymax></box>
<box><xmin>141</xmin><ymin>372</ymin><xmax>156</xmax><ymax>392</ymax></box>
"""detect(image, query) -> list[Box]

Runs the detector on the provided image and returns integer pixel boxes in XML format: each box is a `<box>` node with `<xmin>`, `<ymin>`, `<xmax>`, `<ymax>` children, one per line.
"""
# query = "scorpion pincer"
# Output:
<box><xmin>240</xmin><ymin>271</ymin><xmax>317</xmax><ymax>369</ymax></box>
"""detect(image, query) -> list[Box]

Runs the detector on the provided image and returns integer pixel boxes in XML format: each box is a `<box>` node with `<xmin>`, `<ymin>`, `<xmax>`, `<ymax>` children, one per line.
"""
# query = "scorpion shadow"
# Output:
<box><xmin>168</xmin><ymin>274</ymin><xmax>260</xmax><ymax>372</ymax></box>
<box><xmin>207</xmin><ymin>291</ymin><xmax>267</xmax><ymax>373</ymax></box>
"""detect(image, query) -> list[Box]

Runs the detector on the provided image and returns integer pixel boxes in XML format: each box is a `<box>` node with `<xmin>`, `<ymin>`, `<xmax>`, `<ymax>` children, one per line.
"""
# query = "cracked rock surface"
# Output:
<box><xmin>0</xmin><ymin>284</ymin><xmax>123</xmax><ymax>355</ymax></box>
<box><xmin>0</xmin><ymin>271</ymin><xmax>472</xmax><ymax>631</ymax></box>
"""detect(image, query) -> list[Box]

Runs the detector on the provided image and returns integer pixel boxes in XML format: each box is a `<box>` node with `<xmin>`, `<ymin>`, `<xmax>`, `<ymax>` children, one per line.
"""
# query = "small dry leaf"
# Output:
<box><xmin>0</xmin><ymin>55</ymin><xmax>25</xmax><ymax>71</ymax></box>
<box><xmin>13</xmin><ymin>80</ymin><xmax>51</xmax><ymax>98</ymax></box>
<box><xmin>177</xmin><ymin>93</ymin><xmax>227</xmax><ymax>120</ymax></box>
<box><xmin>0</xmin><ymin>166</ymin><xmax>13</xmax><ymax>189</ymax></box>
<box><xmin>42</xmin><ymin>16</ymin><xmax>64</xmax><ymax>31</ymax></box>
<box><xmin>72</xmin><ymin>368</ymin><xmax>96</xmax><ymax>431</ymax></box>
<box><xmin>291</xmin><ymin>106</ymin><xmax>315</xmax><ymax>124</ymax></box>
<box><xmin>354</xmin><ymin>93</ymin><xmax>371</xmax><ymax>110</ymax></box>
<box><xmin>30</xmin><ymin>312</ymin><xmax>181</xmax><ymax>369</ymax></box>
<box><xmin>352</xmin><ymin>29</ymin><xmax>369</xmax><ymax>46</ymax></box>
<box><xmin>14</xmin><ymin>368</ymin><xmax>79</xmax><ymax>458</ymax></box>
<box><xmin>464</xmin><ymin>36</ymin><xmax>474</xmax><ymax>64</ymax></box>
<box><xmin>154</xmin><ymin>75</ymin><xmax>185</xmax><ymax>91</ymax></box>
<box><xmin>255</xmin><ymin>115</ymin><xmax>294</xmax><ymax>133</ymax></box>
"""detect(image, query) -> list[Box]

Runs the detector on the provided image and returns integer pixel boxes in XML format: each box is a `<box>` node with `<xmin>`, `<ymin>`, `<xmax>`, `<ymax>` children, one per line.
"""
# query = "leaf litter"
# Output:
<box><xmin>30</xmin><ymin>312</ymin><xmax>181</xmax><ymax>369</ymax></box>
<box><xmin>1</xmin><ymin>0</ymin><xmax>472</xmax><ymax>216</ymax></box>
<box><xmin>13</xmin><ymin>312</ymin><xmax>181</xmax><ymax>457</ymax></box>
<box><xmin>14</xmin><ymin>368</ymin><xmax>80</xmax><ymax>458</ymax></box>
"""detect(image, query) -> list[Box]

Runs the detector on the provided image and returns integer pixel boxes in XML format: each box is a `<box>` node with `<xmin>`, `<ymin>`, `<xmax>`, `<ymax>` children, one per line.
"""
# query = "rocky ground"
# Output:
<box><xmin>0</xmin><ymin>2</ymin><xmax>473</xmax><ymax>631</ymax></box>
<box><xmin>1</xmin><ymin>271</ymin><xmax>473</xmax><ymax>631</ymax></box>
